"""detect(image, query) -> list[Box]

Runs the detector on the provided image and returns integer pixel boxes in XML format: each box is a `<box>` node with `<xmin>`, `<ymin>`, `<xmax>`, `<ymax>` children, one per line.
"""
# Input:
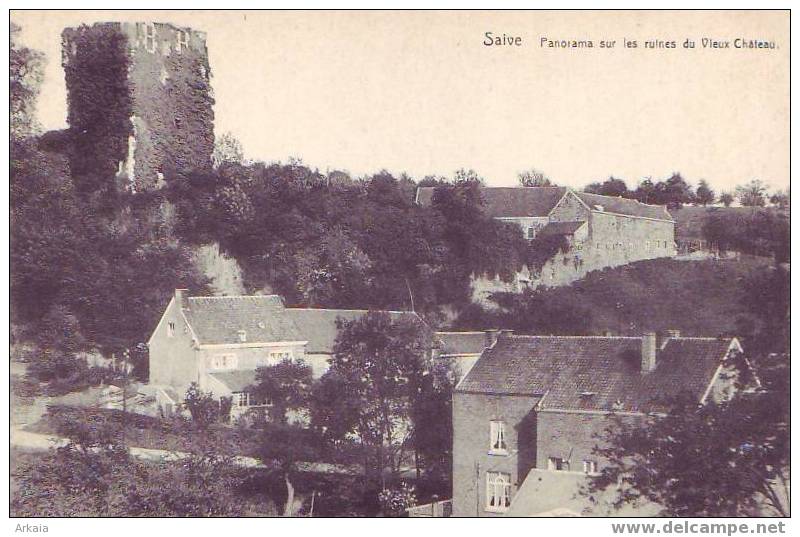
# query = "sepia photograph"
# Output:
<box><xmin>8</xmin><ymin>8</ymin><xmax>790</xmax><ymax>524</ymax></box>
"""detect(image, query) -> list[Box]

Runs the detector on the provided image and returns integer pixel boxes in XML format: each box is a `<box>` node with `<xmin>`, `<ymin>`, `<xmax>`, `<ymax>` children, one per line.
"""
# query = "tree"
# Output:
<box><xmin>589</xmin><ymin>366</ymin><xmax>788</xmax><ymax>517</ymax></box>
<box><xmin>256</xmin><ymin>424</ymin><xmax>322</xmax><ymax>516</ymax></box>
<box><xmin>10</xmin><ymin>23</ymin><xmax>44</xmax><ymax>140</ymax></box>
<box><xmin>517</xmin><ymin>168</ymin><xmax>553</xmax><ymax>187</ymax></box>
<box><xmin>319</xmin><ymin>312</ymin><xmax>432</xmax><ymax>485</ymax></box>
<box><xmin>736</xmin><ymin>180</ymin><xmax>768</xmax><ymax>207</ymax></box>
<box><xmin>184</xmin><ymin>382</ymin><xmax>220</xmax><ymax>428</ymax></box>
<box><xmin>211</xmin><ymin>131</ymin><xmax>245</xmax><ymax>169</ymax></box>
<box><xmin>651</xmin><ymin>173</ymin><xmax>695</xmax><ymax>209</ymax></box>
<box><xmin>719</xmin><ymin>191</ymin><xmax>735</xmax><ymax>207</ymax></box>
<box><xmin>633</xmin><ymin>178</ymin><xmax>656</xmax><ymax>204</ymax></box>
<box><xmin>769</xmin><ymin>190</ymin><xmax>789</xmax><ymax>210</ymax></box>
<box><xmin>249</xmin><ymin>358</ymin><xmax>313</xmax><ymax>424</ymax></box>
<box><xmin>694</xmin><ymin>179</ymin><xmax>715</xmax><ymax>206</ymax></box>
<box><xmin>584</xmin><ymin>177</ymin><xmax>631</xmax><ymax>198</ymax></box>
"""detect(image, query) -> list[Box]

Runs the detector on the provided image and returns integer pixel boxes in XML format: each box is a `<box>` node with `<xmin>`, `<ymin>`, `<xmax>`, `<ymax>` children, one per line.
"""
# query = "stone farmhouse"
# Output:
<box><xmin>444</xmin><ymin>330</ymin><xmax>745</xmax><ymax>517</ymax></box>
<box><xmin>415</xmin><ymin>186</ymin><xmax>677</xmax><ymax>304</ymax></box>
<box><xmin>148</xmin><ymin>289</ymin><xmax>418</xmax><ymax>418</ymax></box>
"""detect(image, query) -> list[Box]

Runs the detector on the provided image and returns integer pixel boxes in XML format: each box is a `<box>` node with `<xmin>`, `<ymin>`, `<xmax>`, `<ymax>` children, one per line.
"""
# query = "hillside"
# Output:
<box><xmin>458</xmin><ymin>255</ymin><xmax>774</xmax><ymax>339</ymax></box>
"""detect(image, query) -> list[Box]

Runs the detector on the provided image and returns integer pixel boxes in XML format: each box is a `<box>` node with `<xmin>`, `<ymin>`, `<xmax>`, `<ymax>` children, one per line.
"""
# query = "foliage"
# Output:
<box><xmin>314</xmin><ymin>312</ymin><xmax>432</xmax><ymax>484</ymax></box>
<box><xmin>409</xmin><ymin>360</ymin><xmax>454</xmax><ymax>484</ymax></box>
<box><xmin>584</xmin><ymin>176</ymin><xmax>630</xmax><ymax>198</ymax></box>
<box><xmin>11</xmin><ymin>440</ymin><xmax>253</xmax><ymax>516</ymax></box>
<box><xmin>184</xmin><ymin>382</ymin><xmax>220</xmax><ymax>428</ymax></box>
<box><xmin>524</xmin><ymin>233</ymin><xmax>570</xmax><ymax>274</ymax></box>
<box><xmin>378</xmin><ymin>482</ymin><xmax>417</xmax><ymax>517</ymax></box>
<box><xmin>769</xmin><ymin>190</ymin><xmax>789</xmax><ymax>210</ymax></box>
<box><xmin>589</xmin><ymin>380</ymin><xmax>788</xmax><ymax>516</ymax></box>
<box><xmin>212</xmin><ymin>131</ymin><xmax>246</xmax><ymax>168</ymax></box>
<box><xmin>701</xmin><ymin>209</ymin><xmax>789</xmax><ymax>262</ymax></box>
<box><xmin>10</xmin><ymin>23</ymin><xmax>43</xmax><ymax>140</ymax></box>
<box><xmin>63</xmin><ymin>24</ymin><xmax>133</xmax><ymax>195</ymax></box>
<box><xmin>719</xmin><ymin>191</ymin><xmax>735</xmax><ymax>207</ymax></box>
<box><xmin>694</xmin><ymin>179</ymin><xmax>715</xmax><ymax>206</ymax></box>
<box><xmin>736</xmin><ymin>179</ymin><xmax>768</xmax><ymax>207</ymax></box>
<box><xmin>249</xmin><ymin>358</ymin><xmax>313</xmax><ymax>424</ymax></box>
<box><xmin>517</xmin><ymin>168</ymin><xmax>553</xmax><ymax>187</ymax></box>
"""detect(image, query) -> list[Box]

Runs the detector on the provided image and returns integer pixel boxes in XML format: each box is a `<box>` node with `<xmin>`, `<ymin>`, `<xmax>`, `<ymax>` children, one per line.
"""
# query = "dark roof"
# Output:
<box><xmin>416</xmin><ymin>186</ymin><xmax>673</xmax><ymax>221</ymax></box>
<box><xmin>283</xmin><ymin>309</ymin><xmax>420</xmax><ymax>354</ymax></box>
<box><xmin>182</xmin><ymin>296</ymin><xmax>301</xmax><ymax>345</ymax></box>
<box><xmin>537</xmin><ymin>221</ymin><xmax>586</xmax><ymax>237</ymax></box>
<box><xmin>416</xmin><ymin>186</ymin><xmax>567</xmax><ymax>218</ymax></box>
<box><xmin>574</xmin><ymin>191</ymin><xmax>673</xmax><ymax>221</ymax></box>
<box><xmin>456</xmin><ymin>335</ymin><xmax>734</xmax><ymax>412</ymax></box>
<box><xmin>434</xmin><ymin>332</ymin><xmax>489</xmax><ymax>355</ymax></box>
<box><xmin>209</xmin><ymin>370</ymin><xmax>258</xmax><ymax>392</ymax></box>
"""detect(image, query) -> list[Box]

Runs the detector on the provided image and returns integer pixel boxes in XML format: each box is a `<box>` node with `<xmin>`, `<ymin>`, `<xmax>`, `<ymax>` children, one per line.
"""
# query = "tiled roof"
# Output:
<box><xmin>416</xmin><ymin>186</ymin><xmax>673</xmax><ymax>221</ymax></box>
<box><xmin>209</xmin><ymin>370</ymin><xmax>258</xmax><ymax>392</ymax></box>
<box><xmin>433</xmin><ymin>332</ymin><xmax>489</xmax><ymax>355</ymax></box>
<box><xmin>182</xmin><ymin>296</ymin><xmax>301</xmax><ymax>345</ymax></box>
<box><xmin>416</xmin><ymin>186</ymin><xmax>567</xmax><ymax>218</ymax></box>
<box><xmin>456</xmin><ymin>335</ymin><xmax>734</xmax><ymax>412</ymax></box>
<box><xmin>574</xmin><ymin>191</ymin><xmax>673</xmax><ymax>221</ymax></box>
<box><xmin>283</xmin><ymin>309</ymin><xmax>420</xmax><ymax>354</ymax></box>
<box><xmin>537</xmin><ymin>221</ymin><xmax>586</xmax><ymax>237</ymax></box>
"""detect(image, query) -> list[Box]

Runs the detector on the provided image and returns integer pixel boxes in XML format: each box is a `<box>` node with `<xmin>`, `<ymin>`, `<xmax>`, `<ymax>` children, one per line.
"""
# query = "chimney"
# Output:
<box><xmin>174</xmin><ymin>288</ymin><xmax>188</xmax><ymax>307</ymax></box>
<box><xmin>499</xmin><ymin>329</ymin><xmax>515</xmax><ymax>339</ymax></box>
<box><xmin>641</xmin><ymin>332</ymin><xmax>657</xmax><ymax>372</ymax></box>
<box><xmin>665</xmin><ymin>329</ymin><xmax>681</xmax><ymax>339</ymax></box>
<box><xmin>484</xmin><ymin>329</ymin><xmax>500</xmax><ymax>348</ymax></box>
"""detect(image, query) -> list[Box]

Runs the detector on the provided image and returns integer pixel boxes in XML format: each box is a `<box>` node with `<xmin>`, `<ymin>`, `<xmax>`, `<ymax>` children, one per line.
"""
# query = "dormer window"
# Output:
<box><xmin>237</xmin><ymin>329</ymin><xmax>247</xmax><ymax>343</ymax></box>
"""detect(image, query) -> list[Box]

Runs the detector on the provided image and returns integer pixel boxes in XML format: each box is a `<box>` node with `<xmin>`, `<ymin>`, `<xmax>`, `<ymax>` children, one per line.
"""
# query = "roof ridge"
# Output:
<box><xmin>286</xmin><ymin>308</ymin><xmax>414</xmax><ymax>314</ymax></box>
<box><xmin>506</xmin><ymin>335</ymin><xmax>642</xmax><ymax>339</ymax></box>
<box><xmin>435</xmin><ymin>331</ymin><xmax>487</xmax><ymax>335</ymax></box>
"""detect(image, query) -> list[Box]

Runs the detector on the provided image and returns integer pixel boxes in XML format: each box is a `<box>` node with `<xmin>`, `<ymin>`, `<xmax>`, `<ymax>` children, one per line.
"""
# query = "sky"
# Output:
<box><xmin>11</xmin><ymin>10</ymin><xmax>790</xmax><ymax>191</ymax></box>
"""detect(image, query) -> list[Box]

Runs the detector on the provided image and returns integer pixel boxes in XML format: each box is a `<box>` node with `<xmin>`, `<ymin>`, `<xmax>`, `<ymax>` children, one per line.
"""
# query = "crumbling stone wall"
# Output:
<box><xmin>62</xmin><ymin>22</ymin><xmax>214</xmax><ymax>193</ymax></box>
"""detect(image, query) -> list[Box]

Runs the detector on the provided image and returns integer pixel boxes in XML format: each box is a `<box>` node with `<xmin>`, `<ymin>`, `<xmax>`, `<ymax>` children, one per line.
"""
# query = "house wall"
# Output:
<box><xmin>196</xmin><ymin>343</ymin><xmax>307</xmax><ymax>392</ymax></box>
<box><xmin>533</xmin><ymin>410</ymin><xmax>643</xmax><ymax>472</ymax></box>
<box><xmin>549</xmin><ymin>191</ymin><xmax>590</xmax><ymax>222</ymax></box>
<box><xmin>584</xmin><ymin>211</ymin><xmax>675</xmax><ymax>270</ymax></box>
<box><xmin>495</xmin><ymin>216</ymin><xmax>550</xmax><ymax>239</ymax></box>
<box><xmin>452</xmin><ymin>392</ymin><xmax>539</xmax><ymax>517</ymax></box>
<box><xmin>148</xmin><ymin>297</ymin><xmax>200</xmax><ymax>395</ymax></box>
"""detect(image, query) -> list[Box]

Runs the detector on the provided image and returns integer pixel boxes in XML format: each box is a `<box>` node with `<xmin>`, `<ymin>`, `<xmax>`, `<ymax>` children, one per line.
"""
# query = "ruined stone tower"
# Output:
<box><xmin>62</xmin><ymin>22</ymin><xmax>214</xmax><ymax>193</ymax></box>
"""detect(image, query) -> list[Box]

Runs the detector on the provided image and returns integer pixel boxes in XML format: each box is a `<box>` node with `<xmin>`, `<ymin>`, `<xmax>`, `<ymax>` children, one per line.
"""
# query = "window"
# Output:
<box><xmin>269</xmin><ymin>351</ymin><xmax>291</xmax><ymax>363</ymax></box>
<box><xmin>646</xmin><ymin>240</ymin><xmax>651</xmax><ymax>250</ymax></box>
<box><xmin>583</xmin><ymin>460</ymin><xmax>598</xmax><ymax>474</ymax></box>
<box><xmin>167</xmin><ymin>321</ymin><xmax>175</xmax><ymax>337</ymax></box>
<box><xmin>233</xmin><ymin>392</ymin><xmax>249</xmax><ymax>408</ymax></box>
<box><xmin>177</xmin><ymin>29</ymin><xmax>189</xmax><ymax>51</ymax></box>
<box><xmin>489</xmin><ymin>421</ymin><xmax>507</xmax><ymax>453</ymax></box>
<box><xmin>145</xmin><ymin>23</ymin><xmax>155</xmax><ymax>52</ymax></box>
<box><xmin>211</xmin><ymin>354</ymin><xmax>237</xmax><ymax>370</ymax></box>
<box><xmin>526</xmin><ymin>226</ymin><xmax>535</xmax><ymax>240</ymax></box>
<box><xmin>233</xmin><ymin>392</ymin><xmax>271</xmax><ymax>408</ymax></box>
<box><xmin>237</xmin><ymin>329</ymin><xmax>247</xmax><ymax>343</ymax></box>
<box><xmin>548</xmin><ymin>457</ymin><xmax>569</xmax><ymax>471</ymax></box>
<box><xmin>486</xmin><ymin>472</ymin><xmax>511</xmax><ymax>512</ymax></box>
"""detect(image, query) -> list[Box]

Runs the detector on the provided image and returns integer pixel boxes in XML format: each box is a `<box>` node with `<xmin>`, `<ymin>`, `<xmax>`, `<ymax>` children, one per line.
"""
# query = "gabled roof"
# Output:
<box><xmin>433</xmin><ymin>332</ymin><xmax>489</xmax><ymax>355</ymax></box>
<box><xmin>182</xmin><ymin>295</ymin><xmax>302</xmax><ymax>345</ymax></box>
<box><xmin>574</xmin><ymin>191</ymin><xmax>673</xmax><ymax>221</ymax></box>
<box><xmin>456</xmin><ymin>335</ymin><xmax>736</xmax><ymax>413</ymax></box>
<box><xmin>537</xmin><ymin>221</ymin><xmax>586</xmax><ymax>237</ymax></box>
<box><xmin>284</xmin><ymin>309</ymin><xmax>420</xmax><ymax>354</ymax></box>
<box><xmin>416</xmin><ymin>186</ymin><xmax>567</xmax><ymax>218</ymax></box>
